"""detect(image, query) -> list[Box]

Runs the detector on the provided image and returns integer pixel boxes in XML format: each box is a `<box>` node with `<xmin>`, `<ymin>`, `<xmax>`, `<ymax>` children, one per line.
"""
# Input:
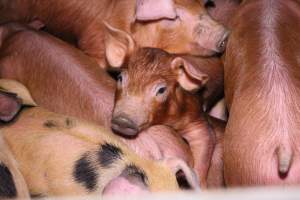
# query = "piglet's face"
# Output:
<box><xmin>111</xmin><ymin>48</ymin><xmax>208</xmax><ymax>137</ymax></box>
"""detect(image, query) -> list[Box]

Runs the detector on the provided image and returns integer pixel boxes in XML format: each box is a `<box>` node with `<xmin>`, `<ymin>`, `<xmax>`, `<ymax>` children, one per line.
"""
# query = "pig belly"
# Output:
<box><xmin>224</xmin><ymin>133</ymin><xmax>300</xmax><ymax>186</ymax></box>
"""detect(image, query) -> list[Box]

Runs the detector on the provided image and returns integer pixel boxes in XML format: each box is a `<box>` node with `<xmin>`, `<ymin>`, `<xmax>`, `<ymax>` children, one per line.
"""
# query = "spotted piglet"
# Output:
<box><xmin>0</xmin><ymin>79</ymin><xmax>199</xmax><ymax>197</ymax></box>
<box><xmin>0</xmin><ymin>87</ymin><xmax>31</xmax><ymax>200</ymax></box>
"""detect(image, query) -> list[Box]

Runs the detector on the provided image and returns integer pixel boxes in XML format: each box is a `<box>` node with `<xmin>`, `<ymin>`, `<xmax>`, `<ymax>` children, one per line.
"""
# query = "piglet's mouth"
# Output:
<box><xmin>191</xmin><ymin>43</ymin><xmax>219</xmax><ymax>57</ymax></box>
<box><xmin>111</xmin><ymin>116</ymin><xmax>140</xmax><ymax>138</ymax></box>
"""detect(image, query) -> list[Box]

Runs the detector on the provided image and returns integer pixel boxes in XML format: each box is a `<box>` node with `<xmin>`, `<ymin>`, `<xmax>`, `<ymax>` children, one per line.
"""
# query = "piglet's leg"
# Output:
<box><xmin>181</xmin><ymin>121</ymin><xmax>216</xmax><ymax>188</ymax></box>
<box><xmin>206</xmin><ymin>117</ymin><xmax>225</xmax><ymax>188</ymax></box>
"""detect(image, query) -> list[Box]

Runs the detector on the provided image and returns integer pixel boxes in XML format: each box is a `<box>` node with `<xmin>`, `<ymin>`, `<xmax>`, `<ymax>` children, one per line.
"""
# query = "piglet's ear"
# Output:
<box><xmin>103</xmin><ymin>165</ymin><xmax>149</xmax><ymax>196</ymax></box>
<box><xmin>104</xmin><ymin>21</ymin><xmax>135</xmax><ymax>68</ymax></box>
<box><xmin>0</xmin><ymin>91</ymin><xmax>21</xmax><ymax>122</ymax></box>
<box><xmin>171</xmin><ymin>57</ymin><xmax>209</xmax><ymax>92</ymax></box>
<box><xmin>135</xmin><ymin>0</ymin><xmax>177</xmax><ymax>21</ymax></box>
<box><xmin>0</xmin><ymin>79</ymin><xmax>37</xmax><ymax>107</ymax></box>
<box><xmin>161</xmin><ymin>158</ymin><xmax>200</xmax><ymax>190</ymax></box>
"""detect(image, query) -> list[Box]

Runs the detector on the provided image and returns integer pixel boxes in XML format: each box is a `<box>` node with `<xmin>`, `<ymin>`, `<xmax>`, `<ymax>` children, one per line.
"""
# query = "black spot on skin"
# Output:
<box><xmin>65</xmin><ymin>118</ymin><xmax>75</xmax><ymax>128</ymax></box>
<box><xmin>0</xmin><ymin>163</ymin><xmax>17</xmax><ymax>198</ymax></box>
<box><xmin>73</xmin><ymin>154</ymin><xmax>98</xmax><ymax>192</ymax></box>
<box><xmin>98</xmin><ymin>143</ymin><xmax>123</xmax><ymax>167</ymax></box>
<box><xmin>123</xmin><ymin>164</ymin><xmax>148</xmax><ymax>186</ymax></box>
<box><xmin>43</xmin><ymin>120</ymin><xmax>58</xmax><ymax>128</ymax></box>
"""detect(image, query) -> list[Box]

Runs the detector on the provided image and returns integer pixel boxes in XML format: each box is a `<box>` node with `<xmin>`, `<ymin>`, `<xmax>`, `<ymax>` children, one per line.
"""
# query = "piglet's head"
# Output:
<box><xmin>105</xmin><ymin>24</ymin><xmax>209</xmax><ymax>137</ymax></box>
<box><xmin>134</xmin><ymin>0</ymin><xmax>229</xmax><ymax>56</ymax></box>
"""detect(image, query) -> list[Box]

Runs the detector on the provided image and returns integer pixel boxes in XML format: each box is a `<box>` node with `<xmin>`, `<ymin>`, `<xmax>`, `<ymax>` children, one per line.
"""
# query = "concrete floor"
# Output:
<box><xmin>33</xmin><ymin>187</ymin><xmax>300</xmax><ymax>200</ymax></box>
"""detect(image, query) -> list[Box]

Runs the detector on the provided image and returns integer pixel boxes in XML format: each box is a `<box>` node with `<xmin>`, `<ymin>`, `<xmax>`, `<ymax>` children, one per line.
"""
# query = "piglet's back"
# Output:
<box><xmin>0</xmin><ymin>24</ymin><xmax>115</xmax><ymax>128</ymax></box>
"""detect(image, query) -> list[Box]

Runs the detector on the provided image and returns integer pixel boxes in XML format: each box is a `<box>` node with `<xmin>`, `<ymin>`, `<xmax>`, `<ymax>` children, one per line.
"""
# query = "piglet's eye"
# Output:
<box><xmin>156</xmin><ymin>86</ymin><xmax>167</xmax><ymax>96</ymax></box>
<box><xmin>153</xmin><ymin>82</ymin><xmax>168</xmax><ymax>102</ymax></box>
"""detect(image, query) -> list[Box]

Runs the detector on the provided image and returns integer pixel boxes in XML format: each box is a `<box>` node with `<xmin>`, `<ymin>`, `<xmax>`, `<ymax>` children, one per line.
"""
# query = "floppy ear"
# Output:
<box><xmin>161</xmin><ymin>158</ymin><xmax>200</xmax><ymax>190</ymax></box>
<box><xmin>0</xmin><ymin>79</ymin><xmax>37</xmax><ymax>107</ymax></box>
<box><xmin>171</xmin><ymin>57</ymin><xmax>209</xmax><ymax>92</ymax></box>
<box><xmin>135</xmin><ymin>0</ymin><xmax>177</xmax><ymax>21</ymax></box>
<box><xmin>104</xmin><ymin>22</ymin><xmax>135</xmax><ymax>68</ymax></box>
<box><xmin>103</xmin><ymin>165</ymin><xmax>149</xmax><ymax>195</ymax></box>
<box><xmin>0</xmin><ymin>91</ymin><xmax>21</xmax><ymax>122</ymax></box>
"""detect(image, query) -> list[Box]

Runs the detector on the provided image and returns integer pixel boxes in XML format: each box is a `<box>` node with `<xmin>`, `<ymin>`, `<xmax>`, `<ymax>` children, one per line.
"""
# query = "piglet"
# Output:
<box><xmin>0</xmin><ymin>79</ymin><xmax>200</xmax><ymax>197</ymax></box>
<box><xmin>105</xmin><ymin>23</ymin><xmax>224</xmax><ymax>187</ymax></box>
<box><xmin>0</xmin><ymin>22</ymin><xmax>115</xmax><ymax>128</ymax></box>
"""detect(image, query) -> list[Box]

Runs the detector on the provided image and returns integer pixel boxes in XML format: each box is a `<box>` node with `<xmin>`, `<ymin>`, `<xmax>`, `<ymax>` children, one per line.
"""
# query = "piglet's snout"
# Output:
<box><xmin>111</xmin><ymin>114</ymin><xmax>139</xmax><ymax>137</ymax></box>
<box><xmin>196</xmin><ymin>15</ymin><xmax>230</xmax><ymax>53</ymax></box>
<box><xmin>217</xmin><ymin>30</ymin><xmax>229</xmax><ymax>53</ymax></box>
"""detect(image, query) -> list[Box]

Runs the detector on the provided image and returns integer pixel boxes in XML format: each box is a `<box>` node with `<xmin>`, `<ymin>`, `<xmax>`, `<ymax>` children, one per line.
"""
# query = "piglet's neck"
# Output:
<box><xmin>178</xmin><ymin>118</ymin><xmax>213</xmax><ymax>140</ymax></box>
<box><xmin>167</xmin><ymin>88</ymin><xmax>204</xmax><ymax>131</ymax></box>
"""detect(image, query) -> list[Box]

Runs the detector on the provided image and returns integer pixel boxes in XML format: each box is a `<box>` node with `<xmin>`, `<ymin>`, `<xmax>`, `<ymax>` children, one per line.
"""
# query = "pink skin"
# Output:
<box><xmin>121</xmin><ymin>125</ymin><xmax>194</xmax><ymax>166</ymax></box>
<box><xmin>103</xmin><ymin>177</ymin><xmax>149</xmax><ymax>196</ymax></box>
<box><xmin>224</xmin><ymin>0</ymin><xmax>300</xmax><ymax>185</ymax></box>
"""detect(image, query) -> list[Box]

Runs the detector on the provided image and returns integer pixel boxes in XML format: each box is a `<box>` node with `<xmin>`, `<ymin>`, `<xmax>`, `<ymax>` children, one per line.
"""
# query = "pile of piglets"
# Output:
<box><xmin>2</xmin><ymin>0</ymin><xmax>299</xmax><ymax>199</ymax></box>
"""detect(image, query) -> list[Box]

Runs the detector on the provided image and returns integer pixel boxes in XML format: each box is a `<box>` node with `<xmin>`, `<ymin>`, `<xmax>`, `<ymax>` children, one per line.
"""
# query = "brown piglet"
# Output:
<box><xmin>0</xmin><ymin>22</ymin><xmax>115</xmax><ymax>128</ymax></box>
<box><xmin>224</xmin><ymin>0</ymin><xmax>300</xmax><ymax>186</ymax></box>
<box><xmin>105</xmin><ymin>24</ymin><xmax>225</xmax><ymax>187</ymax></box>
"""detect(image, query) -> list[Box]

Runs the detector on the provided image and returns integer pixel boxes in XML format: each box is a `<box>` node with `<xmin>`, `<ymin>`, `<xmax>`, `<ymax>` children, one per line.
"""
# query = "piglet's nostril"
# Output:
<box><xmin>217</xmin><ymin>31</ymin><xmax>230</xmax><ymax>53</ymax></box>
<box><xmin>111</xmin><ymin>115</ymin><xmax>139</xmax><ymax>137</ymax></box>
